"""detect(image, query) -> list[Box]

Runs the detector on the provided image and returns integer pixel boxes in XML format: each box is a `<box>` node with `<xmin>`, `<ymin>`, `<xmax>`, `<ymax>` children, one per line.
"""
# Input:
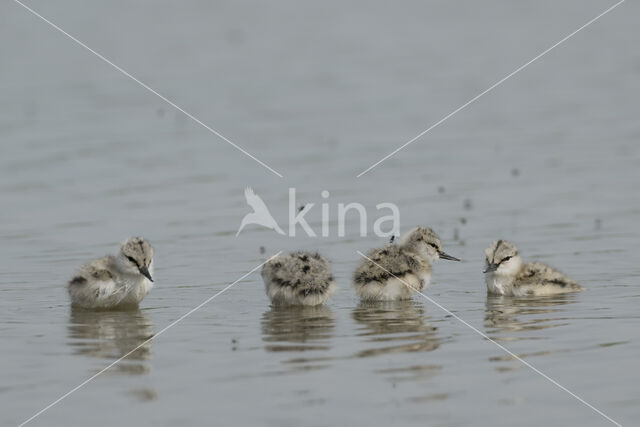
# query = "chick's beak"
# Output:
<box><xmin>483</xmin><ymin>263</ymin><xmax>498</xmax><ymax>273</ymax></box>
<box><xmin>139</xmin><ymin>266</ymin><xmax>154</xmax><ymax>282</ymax></box>
<box><xmin>439</xmin><ymin>251</ymin><xmax>461</xmax><ymax>262</ymax></box>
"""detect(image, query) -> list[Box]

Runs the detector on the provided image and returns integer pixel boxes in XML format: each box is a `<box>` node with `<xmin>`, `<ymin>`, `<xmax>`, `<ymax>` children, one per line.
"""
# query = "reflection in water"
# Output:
<box><xmin>352</xmin><ymin>301</ymin><xmax>443</xmax><ymax>394</ymax></box>
<box><xmin>68</xmin><ymin>308</ymin><xmax>155</xmax><ymax>376</ymax></box>
<box><xmin>262</xmin><ymin>305</ymin><xmax>335</xmax><ymax>351</ymax></box>
<box><xmin>261</xmin><ymin>306</ymin><xmax>336</xmax><ymax>372</ymax></box>
<box><xmin>351</xmin><ymin>300</ymin><xmax>441</xmax><ymax>358</ymax></box>
<box><xmin>484</xmin><ymin>295</ymin><xmax>578</xmax><ymax>368</ymax></box>
<box><xmin>485</xmin><ymin>294</ymin><xmax>577</xmax><ymax>338</ymax></box>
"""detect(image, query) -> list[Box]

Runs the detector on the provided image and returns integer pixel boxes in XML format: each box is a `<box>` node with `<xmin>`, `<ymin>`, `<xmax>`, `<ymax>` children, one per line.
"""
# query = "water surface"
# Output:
<box><xmin>1</xmin><ymin>1</ymin><xmax>639</xmax><ymax>426</ymax></box>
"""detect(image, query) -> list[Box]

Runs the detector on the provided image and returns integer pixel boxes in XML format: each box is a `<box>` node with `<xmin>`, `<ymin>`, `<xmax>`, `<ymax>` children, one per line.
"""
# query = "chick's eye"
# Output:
<box><xmin>428</xmin><ymin>243</ymin><xmax>438</xmax><ymax>250</ymax></box>
<box><xmin>502</xmin><ymin>256</ymin><xmax>512</xmax><ymax>263</ymax></box>
<box><xmin>126</xmin><ymin>256</ymin><xmax>139</xmax><ymax>267</ymax></box>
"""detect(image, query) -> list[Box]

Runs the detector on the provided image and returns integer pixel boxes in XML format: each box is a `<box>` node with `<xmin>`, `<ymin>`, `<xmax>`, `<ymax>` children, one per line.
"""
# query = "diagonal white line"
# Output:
<box><xmin>17</xmin><ymin>252</ymin><xmax>281</xmax><ymax>427</ymax></box>
<box><xmin>357</xmin><ymin>0</ymin><xmax>625</xmax><ymax>177</ymax></box>
<box><xmin>356</xmin><ymin>251</ymin><xmax>622</xmax><ymax>426</ymax></box>
<box><xmin>11</xmin><ymin>0</ymin><xmax>284</xmax><ymax>178</ymax></box>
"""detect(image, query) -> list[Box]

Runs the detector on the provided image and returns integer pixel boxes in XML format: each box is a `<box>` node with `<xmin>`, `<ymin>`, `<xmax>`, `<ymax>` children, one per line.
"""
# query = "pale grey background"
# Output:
<box><xmin>1</xmin><ymin>1</ymin><xmax>639</xmax><ymax>426</ymax></box>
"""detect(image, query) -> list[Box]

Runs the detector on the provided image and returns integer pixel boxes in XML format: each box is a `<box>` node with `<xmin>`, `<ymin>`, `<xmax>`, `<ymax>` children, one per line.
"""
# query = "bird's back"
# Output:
<box><xmin>354</xmin><ymin>245</ymin><xmax>424</xmax><ymax>285</ymax></box>
<box><xmin>262</xmin><ymin>252</ymin><xmax>335</xmax><ymax>305</ymax></box>
<box><xmin>514</xmin><ymin>262</ymin><xmax>582</xmax><ymax>295</ymax></box>
<box><xmin>68</xmin><ymin>255</ymin><xmax>127</xmax><ymax>308</ymax></box>
<box><xmin>353</xmin><ymin>245</ymin><xmax>430</xmax><ymax>300</ymax></box>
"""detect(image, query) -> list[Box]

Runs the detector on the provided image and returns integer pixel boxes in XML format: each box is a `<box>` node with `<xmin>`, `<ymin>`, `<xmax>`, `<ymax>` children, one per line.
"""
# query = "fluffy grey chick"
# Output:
<box><xmin>353</xmin><ymin>226</ymin><xmax>460</xmax><ymax>301</ymax></box>
<box><xmin>484</xmin><ymin>240</ymin><xmax>582</xmax><ymax>296</ymax></box>
<box><xmin>68</xmin><ymin>237</ymin><xmax>155</xmax><ymax>309</ymax></box>
<box><xmin>261</xmin><ymin>251</ymin><xmax>336</xmax><ymax>306</ymax></box>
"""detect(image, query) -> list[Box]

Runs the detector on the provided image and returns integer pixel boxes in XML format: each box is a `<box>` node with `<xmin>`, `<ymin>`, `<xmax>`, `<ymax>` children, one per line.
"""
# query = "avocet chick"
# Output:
<box><xmin>261</xmin><ymin>251</ymin><xmax>336</xmax><ymax>306</ymax></box>
<box><xmin>484</xmin><ymin>240</ymin><xmax>582</xmax><ymax>296</ymax></box>
<box><xmin>353</xmin><ymin>227</ymin><xmax>460</xmax><ymax>301</ymax></box>
<box><xmin>68</xmin><ymin>237</ymin><xmax>155</xmax><ymax>309</ymax></box>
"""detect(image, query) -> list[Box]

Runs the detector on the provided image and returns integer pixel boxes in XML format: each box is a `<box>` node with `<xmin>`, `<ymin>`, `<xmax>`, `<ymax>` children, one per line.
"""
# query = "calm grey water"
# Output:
<box><xmin>1</xmin><ymin>1</ymin><xmax>639</xmax><ymax>426</ymax></box>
